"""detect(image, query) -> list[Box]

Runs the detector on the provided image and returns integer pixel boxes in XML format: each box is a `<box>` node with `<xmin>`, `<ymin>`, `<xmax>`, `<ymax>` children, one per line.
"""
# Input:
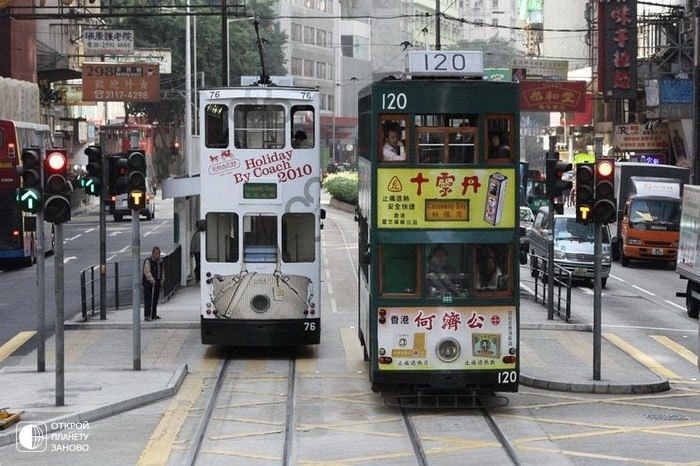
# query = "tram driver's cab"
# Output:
<box><xmin>378</xmin><ymin>242</ymin><xmax>513</xmax><ymax>299</ymax></box>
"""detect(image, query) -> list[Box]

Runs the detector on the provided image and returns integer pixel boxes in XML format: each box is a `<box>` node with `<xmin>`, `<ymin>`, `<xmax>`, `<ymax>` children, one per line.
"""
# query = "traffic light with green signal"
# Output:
<box><xmin>546</xmin><ymin>153</ymin><xmax>572</xmax><ymax>214</ymax></box>
<box><xmin>16</xmin><ymin>147</ymin><xmax>43</xmax><ymax>213</ymax></box>
<box><xmin>83</xmin><ymin>145</ymin><xmax>103</xmax><ymax>196</ymax></box>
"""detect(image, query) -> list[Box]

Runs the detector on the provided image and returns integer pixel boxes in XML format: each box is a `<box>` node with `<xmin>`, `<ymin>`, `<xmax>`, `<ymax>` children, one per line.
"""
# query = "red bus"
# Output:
<box><xmin>100</xmin><ymin>123</ymin><xmax>155</xmax><ymax>158</ymax></box>
<box><xmin>0</xmin><ymin>120</ymin><xmax>54</xmax><ymax>266</ymax></box>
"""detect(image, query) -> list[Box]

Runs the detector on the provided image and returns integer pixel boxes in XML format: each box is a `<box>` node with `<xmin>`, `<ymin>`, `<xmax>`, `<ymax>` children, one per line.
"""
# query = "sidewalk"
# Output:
<box><xmin>0</xmin><ymin>276</ymin><xmax>668</xmax><ymax>448</ymax></box>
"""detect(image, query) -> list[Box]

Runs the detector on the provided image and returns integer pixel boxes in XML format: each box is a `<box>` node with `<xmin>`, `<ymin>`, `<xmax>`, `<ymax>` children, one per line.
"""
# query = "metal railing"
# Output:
<box><xmin>80</xmin><ymin>245</ymin><xmax>181</xmax><ymax>320</ymax></box>
<box><xmin>530</xmin><ymin>253</ymin><xmax>573</xmax><ymax>321</ymax></box>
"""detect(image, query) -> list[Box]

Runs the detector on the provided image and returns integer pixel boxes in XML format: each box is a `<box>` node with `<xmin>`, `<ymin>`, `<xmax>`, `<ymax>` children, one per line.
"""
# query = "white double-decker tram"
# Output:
<box><xmin>198</xmin><ymin>86</ymin><xmax>322</xmax><ymax>346</ymax></box>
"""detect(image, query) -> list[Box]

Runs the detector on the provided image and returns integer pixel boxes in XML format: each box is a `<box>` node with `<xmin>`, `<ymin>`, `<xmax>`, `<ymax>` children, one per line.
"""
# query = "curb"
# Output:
<box><xmin>0</xmin><ymin>364</ymin><xmax>188</xmax><ymax>448</ymax></box>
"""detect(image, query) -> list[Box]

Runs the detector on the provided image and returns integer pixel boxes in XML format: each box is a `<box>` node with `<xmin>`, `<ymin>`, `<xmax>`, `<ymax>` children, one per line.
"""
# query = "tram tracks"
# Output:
<box><xmin>186</xmin><ymin>348</ymin><xmax>300</xmax><ymax>465</ymax></box>
<box><xmin>185</xmin><ymin>347</ymin><xmax>522</xmax><ymax>465</ymax></box>
<box><xmin>400</xmin><ymin>405</ymin><xmax>522</xmax><ymax>465</ymax></box>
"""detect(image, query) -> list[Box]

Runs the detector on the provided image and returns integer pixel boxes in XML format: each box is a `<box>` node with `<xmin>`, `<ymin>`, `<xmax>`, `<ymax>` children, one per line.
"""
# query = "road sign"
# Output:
<box><xmin>81</xmin><ymin>63</ymin><xmax>160</xmax><ymax>103</ymax></box>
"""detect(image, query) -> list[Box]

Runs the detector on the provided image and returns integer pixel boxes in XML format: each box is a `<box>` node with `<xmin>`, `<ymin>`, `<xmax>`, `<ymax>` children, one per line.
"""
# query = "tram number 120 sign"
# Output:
<box><xmin>406</xmin><ymin>51</ymin><xmax>484</xmax><ymax>77</ymax></box>
<box><xmin>81</xmin><ymin>63</ymin><xmax>160</xmax><ymax>103</ymax></box>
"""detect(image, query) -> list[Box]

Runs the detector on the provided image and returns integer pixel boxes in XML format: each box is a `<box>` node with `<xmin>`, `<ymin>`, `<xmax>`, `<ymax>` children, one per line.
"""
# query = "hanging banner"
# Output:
<box><xmin>519</xmin><ymin>81</ymin><xmax>586</xmax><ymax>112</ymax></box>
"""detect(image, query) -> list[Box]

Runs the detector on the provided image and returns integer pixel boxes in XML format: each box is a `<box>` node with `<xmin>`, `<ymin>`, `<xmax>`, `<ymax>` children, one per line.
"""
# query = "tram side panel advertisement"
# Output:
<box><xmin>376</xmin><ymin>168</ymin><xmax>516</xmax><ymax>229</ymax></box>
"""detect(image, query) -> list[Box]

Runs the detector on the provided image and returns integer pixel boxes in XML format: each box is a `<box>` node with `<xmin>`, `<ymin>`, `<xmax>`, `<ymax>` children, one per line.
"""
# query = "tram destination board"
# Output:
<box><xmin>81</xmin><ymin>63</ymin><xmax>160</xmax><ymax>103</ymax></box>
<box><xmin>243</xmin><ymin>182</ymin><xmax>278</xmax><ymax>200</ymax></box>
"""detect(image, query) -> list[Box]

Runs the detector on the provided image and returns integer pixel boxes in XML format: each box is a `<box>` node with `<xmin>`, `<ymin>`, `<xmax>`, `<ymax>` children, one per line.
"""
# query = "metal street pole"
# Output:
<box><xmin>55</xmin><ymin>223</ymin><xmax>64</xmax><ymax>406</ymax></box>
<box><xmin>36</xmin><ymin>150</ymin><xmax>46</xmax><ymax>372</ymax></box>
<box><xmin>99</xmin><ymin>130</ymin><xmax>107</xmax><ymax>320</ymax></box>
<box><xmin>221</xmin><ymin>0</ymin><xmax>228</xmax><ymax>86</ymax></box>
<box><xmin>546</xmin><ymin>136</ymin><xmax>557</xmax><ymax>320</ymax></box>
<box><xmin>593</xmin><ymin>222</ymin><xmax>602</xmax><ymax>380</ymax></box>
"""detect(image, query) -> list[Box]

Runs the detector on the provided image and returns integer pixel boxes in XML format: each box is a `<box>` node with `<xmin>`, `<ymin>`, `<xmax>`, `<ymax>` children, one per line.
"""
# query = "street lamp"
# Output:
<box><xmin>226</xmin><ymin>17</ymin><xmax>255</xmax><ymax>87</ymax></box>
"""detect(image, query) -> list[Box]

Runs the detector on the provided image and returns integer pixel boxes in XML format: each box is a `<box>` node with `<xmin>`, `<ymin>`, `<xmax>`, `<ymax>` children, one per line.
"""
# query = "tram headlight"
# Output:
<box><xmin>250</xmin><ymin>294</ymin><xmax>271</xmax><ymax>313</ymax></box>
<box><xmin>435</xmin><ymin>337</ymin><xmax>461</xmax><ymax>363</ymax></box>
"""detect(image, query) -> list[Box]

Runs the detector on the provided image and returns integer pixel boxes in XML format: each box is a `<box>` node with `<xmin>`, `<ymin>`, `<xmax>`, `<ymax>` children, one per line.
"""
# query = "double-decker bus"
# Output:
<box><xmin>0</xmin><ymin>119</ymin><xmax>54</xmax><ymax>266</ymax></box>
<box><xmin>356</xmin><ymin>52</ymin><xmax>520</xmax><ymax>405</ymax></box>
<box><xmin>100</xmin><ymin>122</ymin><xmax>155</xmax><ymax>157</ymax></box>
<box><xmin>198</xmin><ymin>85</ymin><xmax>323</xmax><ymax>346</ymax></box>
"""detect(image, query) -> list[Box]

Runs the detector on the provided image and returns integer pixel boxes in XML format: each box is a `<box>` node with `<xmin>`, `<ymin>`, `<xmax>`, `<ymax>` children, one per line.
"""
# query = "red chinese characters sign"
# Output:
<box><xmin>598</xmin><ymin>0</ymin><xmax>637</xmax><ymax>100</ymax></box>
<box><xmin>519</xmin><ymin>81</ymin><xmax>587</xmax><ymax>112</ymax></box>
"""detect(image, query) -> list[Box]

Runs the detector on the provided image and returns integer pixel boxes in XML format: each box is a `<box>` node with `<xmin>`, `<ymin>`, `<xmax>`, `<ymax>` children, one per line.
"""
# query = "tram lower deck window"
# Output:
<box><xmin>205</xmin><ymin>212</ymin><xmax>239</xmax><ymax>262</ymax></box>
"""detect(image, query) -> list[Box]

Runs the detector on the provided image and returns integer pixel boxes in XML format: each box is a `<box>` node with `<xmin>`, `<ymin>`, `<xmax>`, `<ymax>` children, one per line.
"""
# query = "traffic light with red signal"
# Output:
<box><xmin>593</xmin><ymin>158</ymin><xmax>616</xmax><ymax>224</ymax></box>
<box><xmin>43</xmin><ymin>149</ymin><xmax>71</xmax><ymax>223</ymax></box>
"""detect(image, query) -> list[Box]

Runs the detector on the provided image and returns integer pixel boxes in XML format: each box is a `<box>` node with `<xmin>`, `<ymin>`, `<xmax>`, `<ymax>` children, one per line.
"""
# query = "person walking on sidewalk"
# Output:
<box><xmin>143</xmin><ymin>246</ymin><xmax>165</xmax><ymax>321</ymax></box>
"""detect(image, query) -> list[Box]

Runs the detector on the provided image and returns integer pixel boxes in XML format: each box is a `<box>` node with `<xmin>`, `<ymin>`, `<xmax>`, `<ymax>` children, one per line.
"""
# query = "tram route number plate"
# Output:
<box><xmin>406</xmin><ymin>51</ymin><xmax>484</xmax><ymax>77</ymax></box>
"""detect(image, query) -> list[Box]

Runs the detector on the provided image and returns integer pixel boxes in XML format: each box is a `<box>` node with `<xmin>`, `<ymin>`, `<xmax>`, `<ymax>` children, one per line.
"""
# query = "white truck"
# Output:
<box><xmin>613</xmin><ymin>163</ymin><xmax>689</xmax><ymax>267</ymax></box>
<box><xmin>676</xmin><ymin>184</ymin><xmax>700</xmax><ymax>318</ymax></box>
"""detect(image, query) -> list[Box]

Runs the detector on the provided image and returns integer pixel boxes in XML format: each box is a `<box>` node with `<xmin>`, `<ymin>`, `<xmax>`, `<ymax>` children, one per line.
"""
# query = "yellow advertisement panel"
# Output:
<box><xmin>377</xmin><ymin>306</ymin><xmax>517</xmax><ymax>371</ymax></box>
<box><xmin>377</xmin><ymin>168</ymin><xmax>516</xmax><ymax>229</ymax></box>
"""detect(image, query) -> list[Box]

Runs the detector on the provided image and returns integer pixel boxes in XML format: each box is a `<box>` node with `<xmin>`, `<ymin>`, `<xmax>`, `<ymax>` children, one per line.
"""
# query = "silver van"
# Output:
<box><xmin>528</xmin><ymin>207</ymin><xmax>611</xmax><ymax>287</ymax></box>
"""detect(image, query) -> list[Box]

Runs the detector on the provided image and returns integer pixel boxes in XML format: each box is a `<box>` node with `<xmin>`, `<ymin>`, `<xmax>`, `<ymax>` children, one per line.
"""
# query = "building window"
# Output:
<box><xmin>291</xmin><ymin>23</ymin><xmax>302</xmax><ymax>43</ymax></box>
<box><xmin>304</xmin><ymin>26</ymin><xmax>314</xmax><ymax>44</ymax></box>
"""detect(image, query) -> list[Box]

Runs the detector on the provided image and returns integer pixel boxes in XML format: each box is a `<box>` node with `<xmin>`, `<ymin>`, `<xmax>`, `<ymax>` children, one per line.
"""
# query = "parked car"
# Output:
<box><xmin>519</xmin><ymin>206</ymin><xmax>535</xmax><ymax>264</ymax></box>
<box><xmin>111</xmin><ymin>178</ymin><xmax>156</xmax><ymax>222</ymax></box>
<box><xmin>528</xmin><ymin>207</ymin><xmax>611</xmax><ymax>287</ymax></box>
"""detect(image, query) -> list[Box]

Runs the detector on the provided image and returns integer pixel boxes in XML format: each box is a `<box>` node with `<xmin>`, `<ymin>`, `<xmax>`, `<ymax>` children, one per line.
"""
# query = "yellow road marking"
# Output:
<box><xmin>650</xmin><ymin>335</ymin><xmax>699</xmax><ymax>366</ymax></box>
<box><xmin>603</xmin><ymin>333</ymin><xmax>680</xmax><ymax>380</ymax></box>
<box><xmin>0</xmin><ymin>331</ymin><xmax>36</xmax><ymax>362</ymax></box>
<box><xmin>137</xmin><ymin>348</ymin><xmax>221</xmax><ymax>466</ymax></box>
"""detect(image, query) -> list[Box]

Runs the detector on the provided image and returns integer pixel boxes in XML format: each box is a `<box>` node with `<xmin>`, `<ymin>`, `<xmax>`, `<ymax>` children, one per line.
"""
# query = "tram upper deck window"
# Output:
<box><xmin>234</xmin><ymin>105</ymin><xmax>285</xmax><ymax>149</ymax></box>
<box><xmin>414</xmin><ymin>114</ymin><xmax>478</xmax><ymax>164</ymax></box>
<box><xmin>205</xmin><ymin>212</ymin><xmax>239</xmax><ymax>262</ymax></box>
<box><xmin>204</xmin><ymin>104</ymin><xmax>229</xmax><ymax>149</ymax></box>
<box><xmin>474</xmin><ymin>244</ymin><xmax>512</xmax><ymax>295</ymax></box>
<box><xmin>291</xmin><ymin>105</ymin><xmax>315</xmax><ymax>149</ymax></box>
<box><xmin>426</xmin><ymin>244</ymin><xmax>469</xmax><ymax>297</ymax></box>
<box><xmin>379</xmin><ymin>118</ymin><xmax>407</xmax><ymax>162</ymax></box>
<box><xmin>486</xmin><ymin>115</ymin><xmax>513</xmax><ymax>162</ymax></box>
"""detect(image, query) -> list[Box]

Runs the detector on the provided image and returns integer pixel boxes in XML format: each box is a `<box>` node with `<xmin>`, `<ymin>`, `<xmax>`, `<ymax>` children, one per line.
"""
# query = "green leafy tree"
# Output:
<box><xmin>104</xmin><ymin>0</ymin><xmax>287</xmax><ymax>177</ymax></box>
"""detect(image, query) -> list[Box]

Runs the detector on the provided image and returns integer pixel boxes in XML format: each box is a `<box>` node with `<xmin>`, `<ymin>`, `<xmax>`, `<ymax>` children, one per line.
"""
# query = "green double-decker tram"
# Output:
<box><xmin>356</xmin><ymin>52</ymin><xmax>520</xmax><ymax>405</ymax></box>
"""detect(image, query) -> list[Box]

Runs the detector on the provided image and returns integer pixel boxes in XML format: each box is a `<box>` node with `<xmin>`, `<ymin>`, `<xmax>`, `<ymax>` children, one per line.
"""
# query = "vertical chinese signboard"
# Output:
<box><xmin>598</xmin><ymin>0</ymin><xmax>637</xmax><ymax>100</ymax></box>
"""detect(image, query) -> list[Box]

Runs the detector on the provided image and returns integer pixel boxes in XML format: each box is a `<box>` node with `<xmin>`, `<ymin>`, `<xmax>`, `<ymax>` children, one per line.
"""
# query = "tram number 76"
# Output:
<box><xmin>303</xmin><ymin>322</ymin><xmax>317</xmax><ymax>332</ymax></box>
<box><xmin>497</xmin><ymin>371</ymin><xmax>517</xmax><ymax>384</ymax></box>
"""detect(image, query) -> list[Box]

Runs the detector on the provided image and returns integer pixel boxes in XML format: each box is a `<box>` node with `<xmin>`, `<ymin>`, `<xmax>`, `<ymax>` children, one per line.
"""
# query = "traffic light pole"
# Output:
<box><xmin>36</xmin><ymin>156</ymin><xmax>46</xmax><ymax>372</ymax></box>
<box><xmin>593</xmin><ymin>223</ymin><xmax>603</xmax><ymax>381</ymax></box>
<box><xmin>55</xmin><ymin>223</ymin><xmax>65</xmax><ymax>406</ymax></box>
<box><xmin>99</xmin><ymin>133</ymin><xmax>107</xmax><ymax>320</ymax></box>
<box><xmin>132</xmin><ymin>212</ymin><xmax>141</xmax><ymax>371</ymax></box>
